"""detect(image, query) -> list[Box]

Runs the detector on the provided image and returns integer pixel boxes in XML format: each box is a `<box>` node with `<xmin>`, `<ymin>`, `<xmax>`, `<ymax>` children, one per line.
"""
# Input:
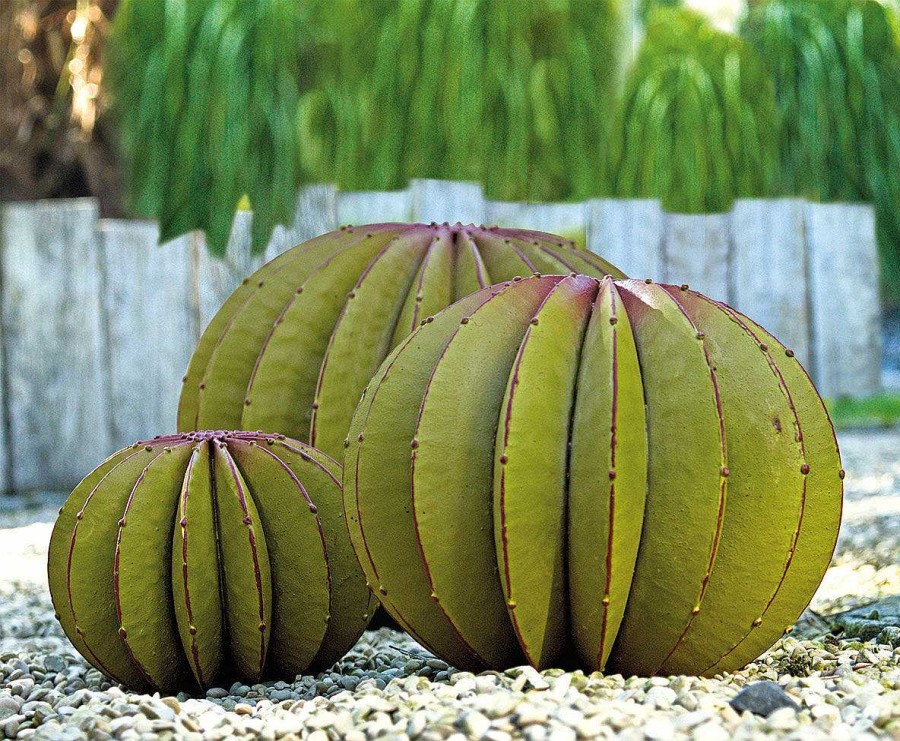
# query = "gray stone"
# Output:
<box><xmin>3</xmin><ymin>714</ymin><xmax>24</xmax><ymax>737</ymax></box>
<box><xmin>729</xmin><ymin>681</ymin><xmax>800</xmax><ymax>717</ymax></box>
<box><xmin>43</xmin><ymin>655</ymin><xmax>66</xmax><ymax>674</ymax></box>
<box><xmin>828</xmin><ymin>596</ymin><xmax>900</xmax><ymax>642</ymax></box>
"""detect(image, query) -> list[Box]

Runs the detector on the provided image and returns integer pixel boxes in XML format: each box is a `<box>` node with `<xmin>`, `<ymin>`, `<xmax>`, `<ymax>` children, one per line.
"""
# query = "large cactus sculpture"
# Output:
<box><xmin>48</xmin><ymin>431</ymin><xmax>374</xmax><ymax>693</ymax></box>
<box><xmin>177</xmin><ymin>223</ymin><xmax>622</xmax><ymax>458</ymax></box>
<box><xmin>344</xmin><ymin>274</ymin><xmax>843</xmax><ymax>677</ymax></box>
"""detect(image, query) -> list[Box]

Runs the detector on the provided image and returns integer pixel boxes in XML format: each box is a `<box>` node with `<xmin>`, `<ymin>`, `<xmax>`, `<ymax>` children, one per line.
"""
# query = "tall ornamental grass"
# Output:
<box><xmin>741</xmin><ymin>0</ymin><xmax>900</xmax><ymax>299</ymax></box>
<box><xmin>297</xmin><ymin>0</ymin><xmax>625</xmax><ymax>202</ymax></box>
<box><xmin>107</xmin><ymin>0</ymin><xmax>306</xmax><ymax>254</ymax></box>
<box><xmin>107</xmin><ymin>0</ymin><xmax>625</xmax><ymax>251</ymax></box>
<box><xmin>604</xmin><ymin>8</ymin><xmax>780</xmax><ymax>213</ymax></box>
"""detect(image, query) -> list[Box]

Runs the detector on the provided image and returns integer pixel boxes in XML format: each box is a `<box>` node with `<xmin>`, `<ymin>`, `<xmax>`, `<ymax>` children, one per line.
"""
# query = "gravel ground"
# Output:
<box><xmin>0</xmin><ymin>429</ymin><xmax>898</xmax><ymax>740</ymax></box>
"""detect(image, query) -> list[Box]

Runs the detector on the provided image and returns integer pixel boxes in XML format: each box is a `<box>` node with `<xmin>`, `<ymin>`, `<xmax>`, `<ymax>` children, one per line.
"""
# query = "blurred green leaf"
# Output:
<box><xmin>296</xmin><ymin>0</ymin><xmax>627</xmax><ymax>202</ymax></box>
<box><xmin>826</xmin><ymin>392</ymin><xmax>900</xmax><ymax>429</ymax></box>
<box><xmin>741</xmin><ymin>0</ymin><xmax>900</xmax><ymax>302</ymax></box>
<box><xmin>604</xmin><ymin>8</ymin><xmax>780</xmax><ymax>213</ymax></box>
<box><xmin>108</xmin><ymin>0</ymin><xmax>306</xmax><ymax>255</ymax></box>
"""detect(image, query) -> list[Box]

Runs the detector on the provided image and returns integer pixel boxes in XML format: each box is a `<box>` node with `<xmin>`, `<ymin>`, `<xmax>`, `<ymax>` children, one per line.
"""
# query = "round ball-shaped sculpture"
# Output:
<box><xmin>48</xmin><ymin>431</ymin><xmax>375</xmax><ymax>693</ymax></box>
<box><xmin>344</xmin><ymin>274</ymin><xmax>843</xmax><ymax>677</ymax></box>
<box><xmin>177</xmin><ymin>223</ymin><xmax>622</xmax><ymax>458</ymax></box>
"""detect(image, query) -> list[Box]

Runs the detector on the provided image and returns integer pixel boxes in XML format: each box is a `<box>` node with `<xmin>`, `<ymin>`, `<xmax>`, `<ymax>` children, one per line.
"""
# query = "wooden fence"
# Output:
<box><xmin>0</xmin><ymin>180</ymin><xmax>882</xmax><ymax>494</ymax></box>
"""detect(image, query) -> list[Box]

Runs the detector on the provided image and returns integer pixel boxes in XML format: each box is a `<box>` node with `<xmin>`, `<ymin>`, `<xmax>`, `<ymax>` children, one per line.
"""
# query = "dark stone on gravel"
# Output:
<box><xmin>730</xmin><ymin>681</ymin><xmax>800</xmax><ymax>717</ymax></box>
<box><xmin>878</xmin><ymin>626</ymin><xmax>900</xmax><ymax>647</ymax></box>
<box><xmin>829</xmin><ymin>596</ymin><xmax>900</xmax><ymax>641</ymax></box>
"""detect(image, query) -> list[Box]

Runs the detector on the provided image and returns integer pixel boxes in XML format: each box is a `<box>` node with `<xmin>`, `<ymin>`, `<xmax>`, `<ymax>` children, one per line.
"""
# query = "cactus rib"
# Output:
<box><xmin>310</xmin><ymin>231</ymin><xmax>432</xmax><ymax>453</ymax></box>
<box><xmin>494</xmin><ymin>275</ymin><xmax>598</xmax><ymax>668</ymax></box>
<box><xmin>114</xmin><ymin>444</ymin><xmax>195</xmax><ymax>691</ymax></box>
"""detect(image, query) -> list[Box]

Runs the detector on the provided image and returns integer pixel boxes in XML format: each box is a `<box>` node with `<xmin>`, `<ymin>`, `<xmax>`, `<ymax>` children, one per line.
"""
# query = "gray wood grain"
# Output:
<box><xmin>485</xmin><ymin>201</ymin><xmax>588</xmax><ymax>244</ymax></box>
<box><xmin>98</xmin><ymin>220</ymin><xmax>197</xmax><ymax>448</ymax></box>
<box><xmin>195</xmin><ymin>210</ymin><xmax>266</xmax><ymax>334</ymax></box>
<box><xmin>0</xmin><ymin>192</ymin><xmax>886</xmax><ymax>493</ymax></box>
<box><xmin>731</xmin><ymin>199</ymin><xmax>811</xmax><ymax>366</ymax></box>
<box><xmin>336</xmin><ymin>190</ymin><xmax>411</xmax><ymax>226</ymax></box>
<box><xmin>409</xmin><ymin>179</ymin><xmax>486</xmax><ymax>225</ymax></box>
<box><xmin>0</xmin><ymin>199</ymin><xmax>111</xmax><ymax>492</ymax></box>
<box><xmin>265</xmin><ymin>184</ymin><xmax>338</xmax><ymax>262</ymax></box>
<box><xmin>587</xmin><ymin>199</ymin><xmax>665</xmax><ymax>281</ymax></box>
<box><xmin>663</xmin><ymin>212</ymin><xmax>731</xmax><ymax>301</ymax></box>
<box><xmin>806</xmin><ymin>203</ymin><xmax>882</xmax><ymax>397</ymax></box>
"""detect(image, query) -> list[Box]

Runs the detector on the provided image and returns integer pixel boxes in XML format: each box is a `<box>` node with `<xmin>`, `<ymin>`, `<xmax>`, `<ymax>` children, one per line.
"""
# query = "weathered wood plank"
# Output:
<box><xmin>587</xmin><ymin>199</ymin><xmax>665</xmax><ymax>281</ymax></box>
<box><xmin>485</xmin><ymin>201</ymin><xmax>588</xmax><ymax>245</ymax></box>
<box><xmin>731</xmin><ymin>199</ymin><xmax>810</xmax><ymax>366</ymax></box>
<box><xmin>806</xmin><ymin>202</ymin><xmax>881</xmax><ymax>397</ymax></box>
<box><xmin>0</xmin><ymin>199</ymin><xmax>111</xmax><ymax>492</ymax></box>
<box><xmin>663</xmin><ymin>212</ymin><xmax>731</xmax><ymax>301</ymax></box>
<box><xmin>195</xmin><ymin>210</ymin><xmax>266</xmax><ymax>334</ymax></box>
<box><xmin>336</xmin><ymin>190</ymin><xmax>411</xmax><ymax>226</ymax></box>
<box><xmin>98</xmin><ymin>220</ymin><xmax>197</xmax><ymax>448</ymax></box>
<box><xmin>265</xmin><ymin>184</ymin><xmax>338</xmax><ymax>261</ymax></box>
<box><xmin>409</xmin><ymin>179</ymin><xmax>486</xmax><ymax>225</ymax></box>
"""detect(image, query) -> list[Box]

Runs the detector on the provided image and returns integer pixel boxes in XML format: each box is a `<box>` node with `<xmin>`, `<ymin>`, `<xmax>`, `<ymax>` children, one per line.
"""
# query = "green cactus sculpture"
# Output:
<box><xmin>344</xmin><ymin>274</ymin><xmax>843</xmax><ymax>676</ymax></box>
<box><xmin>177</xmin><ymin>223</ymin><xmax>623</xmax><ymax>458</ymax></box>
<box><xmin>48</xmin><ymin>431</ymin><xmax>374</xmax><ymax>693</ymax></box>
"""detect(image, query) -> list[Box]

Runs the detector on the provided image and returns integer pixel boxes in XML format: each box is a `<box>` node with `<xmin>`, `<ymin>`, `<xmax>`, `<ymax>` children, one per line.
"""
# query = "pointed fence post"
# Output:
<box><xmin>805</xmin><ymin>202</ymin><xmax>881</xmax><ymax>397</ymax></box>
<box><xmin>98</xmin><ymin>220</ymin><xmax>197</xmax><ymax>448</ymax></box>
<box><xmin>265</xmin><ymin>184</ymin><xmax>339</xmax><ymax>262</ymax></box>
<box><xmin>336</xmin><ymin>190</ymin><xmax>412</xmax><ymax>226</ymax></box>
<box><xmin>195</xmin><ymin>210</ymin><xmax>266</xmax><ymax>333</ymax></box>
<box><xmin>663</xmin><ymin>212</ymin><xmax>731</xmax><ymax>301</ymax></box>
<box><xmin>0</xmin><ymin>199</ymin><xmax>111</xmax><ymax>492</ymax></box>
<box><xmin>485</xmin><ymin>201</ymin><xmax>589</xmax><ymax>245</ymax></box>
<box><xmin>586</xmin><ymin>199</ymin><xmax>665</xmax><ymax>281</ymax></box>
<box><xmin>409</xmin><ymin>179</ymin><xmax>486</xmax><ymax>225</ymax></box>
<box><xmin>731</xmin><ymin>199</ymin><xmax>811</xmax><ymax>366</ymax></box>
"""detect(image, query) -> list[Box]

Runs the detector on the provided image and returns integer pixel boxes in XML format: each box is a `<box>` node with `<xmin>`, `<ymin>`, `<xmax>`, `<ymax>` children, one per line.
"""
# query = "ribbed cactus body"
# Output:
<box><xmin>48</xmin><ymin>431</ymin><xmax>374</xmax><ymax>693</ymax></box>
<box><xmin>177</xmin><ymin>224</ymin><xmax>623</xmax><ymax>459</ymax></box>
<box><xmin>344</xmin><ymin>275</ymin><xmax>843</xmax><ymax>677</ymax></box>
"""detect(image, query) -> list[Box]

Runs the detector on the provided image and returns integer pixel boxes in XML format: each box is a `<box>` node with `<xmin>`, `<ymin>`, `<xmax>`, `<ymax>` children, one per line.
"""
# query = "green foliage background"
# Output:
<box><xmin>106</xmin><ymin>0</ymin><xmax>900</xmax><ymax>295</ymax></box>
<box><xmin>109</xmin><ymin>0</ymin><xmax>624</xmax><ymax>254</ymax></box>
<box><xmin>741</xmin><ymin>0</ymin><xmax>900</xmax><ymax>299</ymax></box>
<box><xmin>108</xmin><ymin>0</ymin><xmax>308</xmax><ymax>253</ymax></box>
<box><xmin>297</xmin><ymin>0</ymin><xmax>624</xmax><ymax>204</ymax></box>
<box><xmin>603</xmin><ymin>8</ymin><xmax>780</xmax><ymax>213</ymax></box>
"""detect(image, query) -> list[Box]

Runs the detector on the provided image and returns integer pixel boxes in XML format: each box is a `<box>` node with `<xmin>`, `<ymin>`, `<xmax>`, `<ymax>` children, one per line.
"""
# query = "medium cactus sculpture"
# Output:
<box><xmin>344</xmin><ymin>274</ymin><xmax>843</xmax><ymax>677</ymax></box>
<box><xmin>177</xmin><ymin>223</ymin><xmax>622</xmax><ymax>458</ymax></box>
<box><xmin>48</xmin><ymin>431</ymin><xmax>374</xmax><ymax>693</ymax></box>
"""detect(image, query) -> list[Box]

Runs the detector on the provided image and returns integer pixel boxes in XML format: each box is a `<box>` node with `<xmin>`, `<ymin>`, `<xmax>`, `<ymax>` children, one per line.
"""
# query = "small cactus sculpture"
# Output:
<box><xmin>344</xmin><ymin>274</ymin><xmax>843</xmax><ymax>677</ymax></box>
<box><xmin>177</xmin><ymin>223</ymin><xmax>622</xmax><ymax>459</ymax></box>
<box><xmin>48</xmin><ymin>431</ymin><xmax>374</xmax><ymax>693</ymax></box>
